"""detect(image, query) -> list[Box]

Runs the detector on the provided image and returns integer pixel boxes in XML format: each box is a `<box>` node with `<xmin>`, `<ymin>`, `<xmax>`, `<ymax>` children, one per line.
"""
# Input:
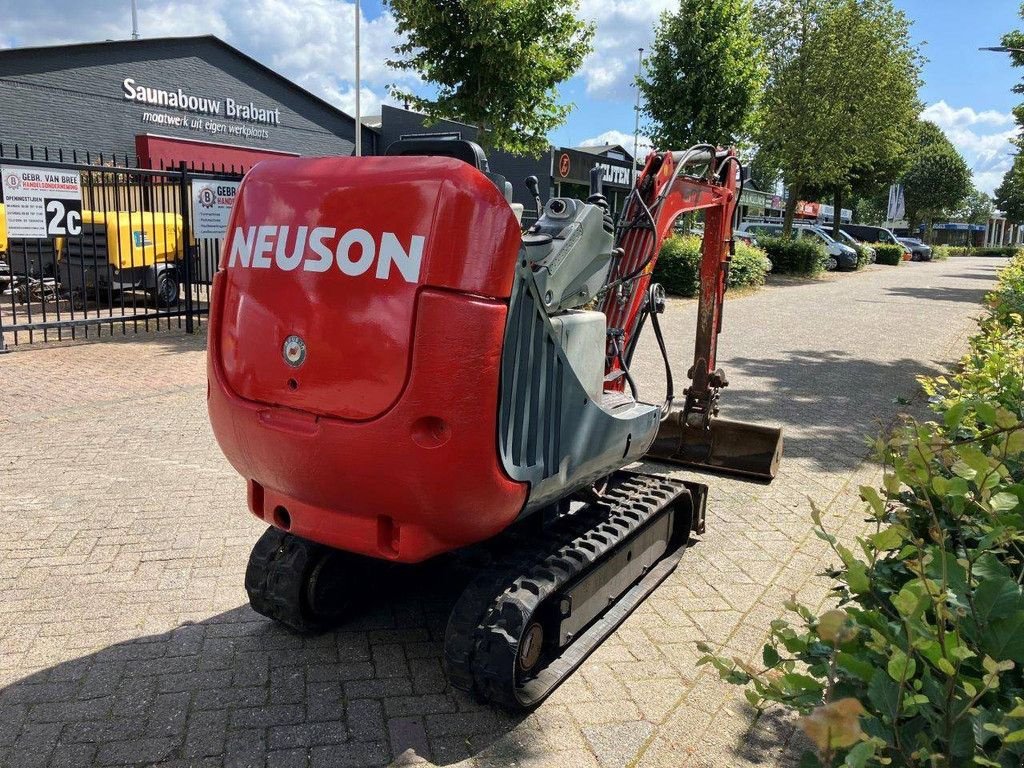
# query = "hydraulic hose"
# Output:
<box><xmin>646</xmin><ymin>284</ymin><xmax>674</xmax><ymax>418</ymax></box>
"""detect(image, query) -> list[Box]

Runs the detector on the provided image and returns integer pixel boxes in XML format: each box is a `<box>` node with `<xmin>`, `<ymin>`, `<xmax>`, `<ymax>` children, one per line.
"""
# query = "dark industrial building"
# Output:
<box><xmin>0</xmin><ymin>35</ymin><xmax>375</xmax><ymax>168</ymax></box>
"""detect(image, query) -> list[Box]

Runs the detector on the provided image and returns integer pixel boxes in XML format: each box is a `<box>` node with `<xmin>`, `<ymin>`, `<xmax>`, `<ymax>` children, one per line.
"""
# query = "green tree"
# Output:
<box><xmin>755</xmin><ymin>0</ymin><xmax>920</xmax><ymax>235</ymax></box>
<box><xmin>996</xmin><ymin>156</ymin><xmax>1024</xmax><ymax>224</ymax></box>
<box><xmin>754</xmin><ymin>0</ymin><xmax>835</xmax><ymax>233</ymax></box>
<box><xmin>823</xmin><ymin>0</ymin><xmax>920</xmax><ymax>237</ymax></box>
<box><xmin>851</xmin><ymin>190</ymin><xmax>888</xmax><ymax>224</ymax></box>
<box><xmin>1001</xmin><ymin>3</ymin><xmax>1024</xmax><ymax>138</ymax></box>
<box><xmin>747</xmin><ymin>149</ymin><xmax>780</xmax><ymax>192</ymax></box>
<box><xmin>639</xmin><ymin>0</ymin><xmax>765</xmax><ymax>150</ymax></box>
<box><xmin>995</xmin><ymin>5</ymin><xmax>1024</xmax><ymax>225</ymax></box>
<box><xmin>952</xmin><ymin>185</ymin><xmax>994</xmax><ymax>224</ymax></box>
<box><xmin>901</xmin><ymin>119</ymin><xmax>972</xmax><ymax>235</ymax></box>
<box><xmin>385</xmin><ymin>0</ymin><xmax>593</xmax><ymax>157</ymax></box>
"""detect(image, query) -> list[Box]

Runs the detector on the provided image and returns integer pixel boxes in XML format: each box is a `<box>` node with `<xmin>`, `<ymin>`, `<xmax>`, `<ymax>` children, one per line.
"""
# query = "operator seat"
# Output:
<box><xmin>384</xmin><ymin>138</ymin><xmax>517</xmax><ymax>211</ymax></box>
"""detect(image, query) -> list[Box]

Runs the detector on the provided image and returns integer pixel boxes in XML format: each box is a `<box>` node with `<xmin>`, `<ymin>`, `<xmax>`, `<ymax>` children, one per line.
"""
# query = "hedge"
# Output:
<box><xmin>757</xmin><ymin>235</ymin><xmax>828</xmax><ymax>276</ymax></box>
<box><xmin>873</xmin><ymin>243</ymin><xmax>905</xmax><ymax>266</ymax></box>
<box><xmin>700</xmin><ymin>252</ymin><xmax>1024</xmax><ymax>766</ymax></box>
<box><xmin>851</xmin><ymin>244</ymin><xmax>872</xmax><ymax>270</ymax></box>
<box><xmin>935</xmin><ymin>246</ymin><xmax>1021</xmax><ymax>259</ymax></box>
<box><xmin>652</xmin><ymin>235</ymin><xmax>772</xmax><ymax>297</ymax></box>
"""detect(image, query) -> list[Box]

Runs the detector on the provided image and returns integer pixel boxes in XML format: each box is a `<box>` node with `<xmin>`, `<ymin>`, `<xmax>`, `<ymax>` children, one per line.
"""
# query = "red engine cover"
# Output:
<box><xmin>208</xmin><ymin>156</ymin><xmax>529</xmax><ymax>562</ymax></box>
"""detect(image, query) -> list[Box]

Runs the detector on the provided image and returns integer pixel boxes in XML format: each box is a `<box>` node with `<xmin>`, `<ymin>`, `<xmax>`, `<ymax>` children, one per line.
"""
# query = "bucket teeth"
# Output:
<box><xmin>646</xmin><ymin>411</ymin><xmax>783</xmax><ymax>482</ymax></box>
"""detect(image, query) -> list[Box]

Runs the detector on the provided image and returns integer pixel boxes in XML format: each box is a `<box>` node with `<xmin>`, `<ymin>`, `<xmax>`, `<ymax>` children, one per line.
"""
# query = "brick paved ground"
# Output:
<box><xmin>0</xmin><ymin>257</ymin><xmax>1005</xmax><ymax>768</ymax></box>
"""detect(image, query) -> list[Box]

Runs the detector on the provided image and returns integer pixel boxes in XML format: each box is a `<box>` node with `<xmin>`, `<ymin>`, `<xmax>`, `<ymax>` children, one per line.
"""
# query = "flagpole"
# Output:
<box><xmin>354</xmin><ymin>0</ymin><xmax>362</xmax><ymax>157</ymax></box>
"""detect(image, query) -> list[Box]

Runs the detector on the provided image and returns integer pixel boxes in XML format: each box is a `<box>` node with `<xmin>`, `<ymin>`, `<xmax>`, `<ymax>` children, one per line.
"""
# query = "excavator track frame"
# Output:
<box><xmin>444</xmin><ymin>470</ymin><xmax>705</xmax><ymax>710</ymax></box>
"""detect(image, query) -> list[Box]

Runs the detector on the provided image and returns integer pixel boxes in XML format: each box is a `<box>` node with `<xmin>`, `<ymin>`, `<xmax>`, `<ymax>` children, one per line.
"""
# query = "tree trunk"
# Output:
<box><xmin>832</xmin><ymin>188</ymin><xmax>843</xmax><ymax>239</ymax></box>
<box><xmin>783</xmin><ymin>182</ymin><xmax>801</xmax><ymax>237</ymax></box>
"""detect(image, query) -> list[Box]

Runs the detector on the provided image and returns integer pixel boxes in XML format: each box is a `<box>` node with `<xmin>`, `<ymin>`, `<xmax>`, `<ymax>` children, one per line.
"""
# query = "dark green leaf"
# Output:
<box><xmin>868</xmin><ymin>671</ymin><xmax>900</xmax><ymax>723</ymax></box>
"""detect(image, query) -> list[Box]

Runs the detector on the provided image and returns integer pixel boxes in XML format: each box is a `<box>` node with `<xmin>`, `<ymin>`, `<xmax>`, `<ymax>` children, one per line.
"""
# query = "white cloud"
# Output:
<box><xmin>0</xmin><ymin>0</ymin><xmax>409</xmax><ymax>118</ymax></box>
<box><xmin>580</xmin><ymin>129</ymin><xmax>654</xmax><ymax>159</ymax></box>
<box><xmin>921</xmin><ymin>101</ymin><xmax>1014</xmax><ymax>129</ymax></box>
<box><xmin>921</xmin><ymin>100</ymin><xmax>1019</xmax><ymax>196</ymax></box>
<box><xmin>576</xmin><ymin>0</ymin><xmax>673</xmax><ymax>99</ymax></box>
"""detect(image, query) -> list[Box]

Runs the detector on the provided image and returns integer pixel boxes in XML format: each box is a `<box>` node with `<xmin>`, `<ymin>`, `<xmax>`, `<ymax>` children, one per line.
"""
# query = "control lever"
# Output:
<box><xmin>524</xmin><ymin>176</ymin><xmax>543</xmax><ymax>220</ymax></box>
<box><xmin>587</xmin><ymin>167</ymin><xmax>609</xmax><ymax>212</ymax></box>
<box><xmin>588</xmin><ymin>167</ymin><xmax>613</xmax><ymax>232</ymax></box>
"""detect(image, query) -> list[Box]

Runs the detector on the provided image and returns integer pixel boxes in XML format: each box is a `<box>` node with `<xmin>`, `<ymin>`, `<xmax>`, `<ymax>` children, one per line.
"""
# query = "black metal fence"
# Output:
<box><xmin>0</xmin><ymin>144</ymin><xmax>245</xmax><ymax>349</ymax></box>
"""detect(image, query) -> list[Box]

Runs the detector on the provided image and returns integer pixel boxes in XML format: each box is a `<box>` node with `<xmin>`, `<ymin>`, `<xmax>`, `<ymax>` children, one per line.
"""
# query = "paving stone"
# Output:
<box><xmin>308</xmin><ymin>740</ymin><xmax>390</xmax><ymax>767</ymax></box>
<box><xmin>0</xmin><ymin>259</ymin><xmax>1000</xmax><ymax>767</ymax></box>
<box><xmin>265</xmin><ymin>749</ymin><xmax>309</xmax><ymax>768</ymax></box>
<box><xmin>583</xmin><ymin>721</ymin><xmax>655</xmax><ymax>767</ymax></box>
<box><xmin>388</xmin><ymin>716</ymin><xmax>431</xmax><ymax>763</ymax></box>
<box><xmin>267</xmin><ymin>721</ymin><xmax>346</xmax><ymax>751</ymax></box>
<box><xmin>345</xmin><ymin>698</ymin><xmax>386</xmax><ymax>742</ymax></box>
<box><xmin>95</xmin><ymin>736</ymin><xmax>177</xmax><ymax>765</ymax></box>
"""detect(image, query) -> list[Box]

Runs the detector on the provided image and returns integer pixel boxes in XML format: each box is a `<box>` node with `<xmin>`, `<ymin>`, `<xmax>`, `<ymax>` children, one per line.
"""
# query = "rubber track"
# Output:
<box><xmin>444</xmin><ymin>471</ymin><xmax>690</xmax><ymax>710</ymax></box>
<box><xmin>245</xmin><ymin>526</ymin><xmax>326</xmax><ymax>633</ymax></box>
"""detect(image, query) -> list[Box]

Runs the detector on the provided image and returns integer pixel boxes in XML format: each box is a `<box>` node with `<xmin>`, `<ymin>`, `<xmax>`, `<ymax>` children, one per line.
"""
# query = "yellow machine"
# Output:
<box><xmin>60</xmin><ymin>210</ymin><xmax>188</xmax><ymax>307</ymax></box>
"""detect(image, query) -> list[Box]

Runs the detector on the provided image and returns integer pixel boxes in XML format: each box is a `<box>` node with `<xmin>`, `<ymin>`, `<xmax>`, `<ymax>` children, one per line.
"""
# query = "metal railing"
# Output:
<box><xmin>0</xmin><ymin>144</ymin><xmax>244</xmax><ymax>349</ymax></box>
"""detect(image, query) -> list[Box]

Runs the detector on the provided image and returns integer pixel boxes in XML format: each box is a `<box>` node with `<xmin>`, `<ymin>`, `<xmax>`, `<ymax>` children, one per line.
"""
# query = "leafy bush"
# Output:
<box><xmin>874</xmin><ymin>244</ymin><xmax>905</xmax><ymax>265</ymax></box>
<box><xmin>851</xmin><ymin>244</ymin><xmax>872</xmax><ymax>270</ymax></box>
<box><xmin>699</xmin><ymin>252</ymin><xmax>1024</xmax><ymax>767</ymax></box>
<box><xmin>932</xmin><ymin>245</ymin><xmax>952</xmax><ymax>261</ymax></box>
<box><xmin>653</xmin><ymin>235</ymin><xmax>772</xmax><ymax>297</ymax></box>
<box><xmin>653</xmin><ymin>235</ymin><xmax>701</xmax><ymax>297</ymax></box>
<box><xmin>940</xmin><ymin>246</ymin><xmax>1023</xmax><ymax>258</ymax></box>
<box><xmin>729</xmin><ymin>241</ymin><xmax>772</xmax><ymax>290</ymax></box>
<box><xmin>758</xmin><ymin>235</ymin><xmax>828</xmax><ymax>276</ymax></box>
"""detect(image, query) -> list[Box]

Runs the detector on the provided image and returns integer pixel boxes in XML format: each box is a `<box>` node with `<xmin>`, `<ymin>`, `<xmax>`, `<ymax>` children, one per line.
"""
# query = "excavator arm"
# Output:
<box><xmin>599</xmin><ymin>146</ymin><xmax>783</xmax><ymax>482</ymax></box>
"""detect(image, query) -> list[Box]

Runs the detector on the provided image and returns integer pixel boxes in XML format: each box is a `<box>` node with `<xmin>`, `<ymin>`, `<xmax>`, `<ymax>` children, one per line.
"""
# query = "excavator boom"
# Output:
<box><xmin>601</xmin><ymin>147</ymin><xmax>783</xmax><ymax>481</ymax></box>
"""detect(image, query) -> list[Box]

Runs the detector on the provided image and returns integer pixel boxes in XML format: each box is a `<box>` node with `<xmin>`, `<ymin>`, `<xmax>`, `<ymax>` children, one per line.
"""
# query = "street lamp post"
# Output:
<box><xmin>631</xmin><ymin>47</ymin><xmax>643</xmax><ymax>187</ymax></box>
<box><xmin>354</xmin><ymin>0</ymin><xmax>362</xmax><ymax>157</ymax></box>
<box><xmin>979</xmin><ymin>46</ymin><xmax>1024</xmax><ymax>54</ymax></box>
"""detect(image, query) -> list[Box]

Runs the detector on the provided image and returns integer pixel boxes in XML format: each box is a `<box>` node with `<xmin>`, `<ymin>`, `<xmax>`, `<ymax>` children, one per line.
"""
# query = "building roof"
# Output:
<box><xmin>0</xmin><ymin>34</ymin><xmax>358</xmax><ymax>128</ymax></box>
<box><xmin>572</xmin><ymin>144</ymin><xmax>635</xmax><ymax>161</ymax></box>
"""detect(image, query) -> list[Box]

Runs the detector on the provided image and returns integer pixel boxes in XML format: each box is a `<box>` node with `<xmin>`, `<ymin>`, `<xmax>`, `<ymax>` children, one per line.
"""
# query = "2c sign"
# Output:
<box><xmin>45</xmin><ymin>198</ymin><xmax>83</xmax><ymax>236</ymax></box>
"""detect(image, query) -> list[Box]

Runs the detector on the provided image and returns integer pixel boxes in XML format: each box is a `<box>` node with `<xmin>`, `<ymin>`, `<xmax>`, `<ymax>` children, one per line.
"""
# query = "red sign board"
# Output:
<box><xmin>558</xmin><ymin>153</ymin><xmax>571</xmax><ymax>178</ymax></box>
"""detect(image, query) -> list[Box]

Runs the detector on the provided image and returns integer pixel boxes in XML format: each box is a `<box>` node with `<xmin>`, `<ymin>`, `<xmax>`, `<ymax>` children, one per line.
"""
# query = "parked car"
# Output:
<box><xmin>737</xmin><ymin>221</ymin><xmax>858</xmax><ymax>271</ymax></box>
<box><xmin>837</xmin><ymin>229</ymin><xmax>876</xmax><ymax>263</ymax></box>
<box><xmin>688</xmin><ymin>227</ymin><xmax>760</xmax><ymax>247</ymax></box>
<box><xmin>842</xmin><ymin>223</ymin><xmax>913</xmax><ymax>260</ymax></box>
<box><xmin>842</xmin><ymin>223</ymin><xmax>903</xmax><ymax>247</ymax></box>
<box><xmin>897</xmin><ymin>237</ymin><xmax>933</xmax><ymax>261</ymax></box>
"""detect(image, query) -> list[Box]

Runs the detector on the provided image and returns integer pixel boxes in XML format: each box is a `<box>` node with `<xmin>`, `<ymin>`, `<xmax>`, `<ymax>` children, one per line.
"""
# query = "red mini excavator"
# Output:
<box><xmin>207</xmin><ymin>140</ymin><xmax>783</xmax><ymax>710</ymax></box>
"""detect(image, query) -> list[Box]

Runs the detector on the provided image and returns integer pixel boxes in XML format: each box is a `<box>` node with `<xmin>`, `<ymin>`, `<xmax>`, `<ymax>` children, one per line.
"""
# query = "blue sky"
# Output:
<box><xmin>2</xmin><ymin>0</ymin><xmax>1021</xmax><ymax>194</ymax></box>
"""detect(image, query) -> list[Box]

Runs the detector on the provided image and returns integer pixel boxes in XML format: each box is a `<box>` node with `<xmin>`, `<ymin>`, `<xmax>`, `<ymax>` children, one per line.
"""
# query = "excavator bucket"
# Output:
<box><xmin>646</xmin><ymin>411</ymin><xmax>784</xmax><ymax>482</ymax></box>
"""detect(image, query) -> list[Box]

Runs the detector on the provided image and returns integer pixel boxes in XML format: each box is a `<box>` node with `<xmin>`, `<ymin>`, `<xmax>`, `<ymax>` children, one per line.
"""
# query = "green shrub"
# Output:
<box><xmin>873</xmin><ymin>243</ymin><xmax>905</xmax><ymax>265</ymax></box>
<box><xmin>653</xmin><ymin>235</ymin><xmax>772</xmax><ymax>297</ymax></box>
<box><xmin>939</xmin><ymin>246</ymin><xmax>1022</xmax><ymax>258</ymax></box>
<box><xmin>974</xmin><ymin>246</ymin><xmax>1021</xmax><ymax>258</ymax></box>
<box><xmin>653</xmin><ymin>235</ymin><xmax>701</xmax><ymax>297</ymax></box>
<box><xmin>758</xmin><ymin>235</ymin><xmax>828</xmax><ymax>276</ymax></box>
<box><xmin>932</xmin><ymin>244</ymin><xmax>952</xmax><ymax>260</ymax></box>
<box><xmin>729</xmin><ymin>241</ymin><xmax>772</xmax><ymax>290</ymax></box>
<box><xmin>699</xmin><ymin>252</ymin><xmax>1024</xmax><ymax>767</ymax></box>
<box><xmin>851</xmin><ymin>243</ymin><xmax>872</xmax><ymax>270</ymax></box>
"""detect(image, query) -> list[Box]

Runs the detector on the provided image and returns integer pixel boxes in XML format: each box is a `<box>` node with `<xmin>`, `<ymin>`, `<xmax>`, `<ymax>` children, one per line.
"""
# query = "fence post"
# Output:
<box><xmin>178</xmin><ymin>161</ymin><xmax>195</xmax><ymax>334</ymax></box>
